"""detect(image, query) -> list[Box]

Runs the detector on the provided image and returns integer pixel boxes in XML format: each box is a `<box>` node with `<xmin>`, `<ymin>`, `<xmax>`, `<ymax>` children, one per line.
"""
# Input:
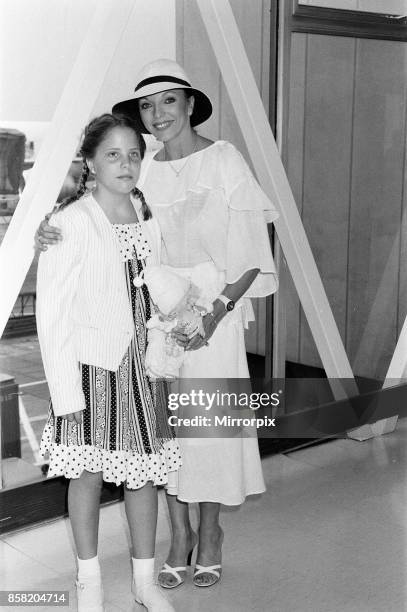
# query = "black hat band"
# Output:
<box><xmin>134</xmin><ymin>75</ymin><xmax>191</xmax><ymax>93</ymax></box>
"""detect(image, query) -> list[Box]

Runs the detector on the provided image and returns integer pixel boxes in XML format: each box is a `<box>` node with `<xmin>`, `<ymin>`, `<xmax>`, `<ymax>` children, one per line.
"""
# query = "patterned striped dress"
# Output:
<box><xmin>40</xmin><ymin>223</ymin><xmax>182</xmax><ymax>489</ymax></box>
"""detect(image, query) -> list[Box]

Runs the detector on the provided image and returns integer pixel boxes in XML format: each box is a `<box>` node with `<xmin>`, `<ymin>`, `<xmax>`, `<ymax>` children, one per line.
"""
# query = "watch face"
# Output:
<box><xmin>226</xmin><ymin>300</ymin><xmax>235</xmax><ymax>311</ymax></box>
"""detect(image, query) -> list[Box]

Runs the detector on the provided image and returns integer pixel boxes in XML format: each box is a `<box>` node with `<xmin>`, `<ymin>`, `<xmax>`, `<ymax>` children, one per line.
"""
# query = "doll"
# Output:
<box><xmin>133</xmin><ymin>266</ymin><xmax>213</xmax><ymax>379</ymax></box>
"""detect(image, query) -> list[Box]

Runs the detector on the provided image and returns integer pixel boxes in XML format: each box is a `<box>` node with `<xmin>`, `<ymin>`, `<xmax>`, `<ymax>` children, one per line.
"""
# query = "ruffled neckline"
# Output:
<box><xmin>151</xmin><ymin>140</ymin><xmax>223</xmax><ymax>163</ymax></box>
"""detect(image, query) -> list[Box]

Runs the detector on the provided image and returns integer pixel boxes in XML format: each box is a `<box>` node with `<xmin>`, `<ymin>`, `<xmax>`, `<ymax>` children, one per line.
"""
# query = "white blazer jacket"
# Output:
<box><xmin>36</xmin><ymin>193</ymin><xmax>161</xmax><ymax>417</ymax></box>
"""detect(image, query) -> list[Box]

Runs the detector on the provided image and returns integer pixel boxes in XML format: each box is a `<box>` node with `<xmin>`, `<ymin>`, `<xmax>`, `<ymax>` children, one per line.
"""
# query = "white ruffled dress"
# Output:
<box><xmin>139</xmin><ymin>140</ymin><xmax>278</xmax><ymax>505</ymax></box>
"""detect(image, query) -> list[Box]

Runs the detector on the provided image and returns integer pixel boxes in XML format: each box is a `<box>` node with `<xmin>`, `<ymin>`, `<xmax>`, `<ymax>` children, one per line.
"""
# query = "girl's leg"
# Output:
<box><xmin>124</xmin><ymin>481</ymin><xmax>158</xmax><ymax>558</ymax></box>
<box><xmin>158</xmin><ymin>493</ymin><xmax>197</xmax><ymax>588</ymax></box>
<box><xmin>68</xmin><ymin>470</ymin><xmax>104</xmax><ymax>612</ymax></box>
<box><xmin>194</xmin><ymin>501</ymin><xmax>223</xmax><ymax>587</ymax></box>
<box><xmin>68</xmin><ymin>469</ymin><xmax>103</xmax><ymax>559</ymax></box>
<box><xmin>126</xmin><ymin>482</ymin><xmax>174</xmax><ymax>612</ymax></box>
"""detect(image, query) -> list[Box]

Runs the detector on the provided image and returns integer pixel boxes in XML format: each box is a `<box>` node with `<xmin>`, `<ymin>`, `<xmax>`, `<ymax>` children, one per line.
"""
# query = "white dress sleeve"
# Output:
<box><xmin>200</xmin><ymin>143</ymin><xmax>279</xmax><ymax>298</ymax></box>
<box><xmin>36</xmin><ymin>207</ymin><xmax>87</xmax><ymax>417</ymax></box>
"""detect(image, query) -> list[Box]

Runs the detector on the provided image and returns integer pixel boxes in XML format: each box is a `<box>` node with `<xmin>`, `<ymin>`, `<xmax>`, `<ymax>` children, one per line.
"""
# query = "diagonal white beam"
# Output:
<box><xmin>349</xmin><ymin>228</ymin><xmax>403</xmax><ymax>437</ymax></box>
<box><xmin>0</xmin><ymin>0</ymin><xmax>135</xmax><ymax>338</ymax></box>
<box><xmin>196</xmin><ymin>0</ymin><xmax>357</xmax><ymax>400</ymax></box>
<box><xmin>357</xmin><ymin>315</ymin><xmax>407</xmax><ymax>438</ymax></box>
<box><xmin>384</xmin><ymin>315</ymin><xmax>407</xmax><ymax>384</ymax></box>
<box><xmin>352</xmin><ymin>233</ymin><xmax>399</xmax><ymax>377</ymax></box>
<box><xmin>370</xmin><ymin>311</ymin><xmax>407</xmax><ymax>435</ymax></box>
<box><xmin>375</xmin><ymin>310</ymin><xmax>407</xmax><ymax>429</ymax></box>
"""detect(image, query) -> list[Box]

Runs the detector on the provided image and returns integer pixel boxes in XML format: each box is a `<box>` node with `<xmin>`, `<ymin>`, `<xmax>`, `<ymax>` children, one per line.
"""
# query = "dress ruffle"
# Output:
<box><xmin>142</xmin><ymin>141</ymin><xmax>278</xmax><ymax>298</ymax></box>
<box><xmin>144</xmin><ymin>141</ymin><xmax>278</xmax><ymax>218</ymax></box>
<box><xmin>40</xmin><ymin>427</ymin><xmax>181</xmax><ymax>490</ymax></box>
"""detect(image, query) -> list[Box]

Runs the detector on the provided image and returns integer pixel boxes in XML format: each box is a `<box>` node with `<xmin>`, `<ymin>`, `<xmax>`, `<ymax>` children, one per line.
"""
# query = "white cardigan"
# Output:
<box><xmin>36</xmin><ymin>193</ymin><xmax>161</xmax><ymax>417</ymax></box>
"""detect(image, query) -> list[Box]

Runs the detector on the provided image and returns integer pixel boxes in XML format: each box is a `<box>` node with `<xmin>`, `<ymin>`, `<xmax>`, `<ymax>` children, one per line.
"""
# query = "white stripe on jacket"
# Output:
<box><xmin>36</xmin><ymin>193</ymin><xmax>161</xmax><ymax>417</ymax></box>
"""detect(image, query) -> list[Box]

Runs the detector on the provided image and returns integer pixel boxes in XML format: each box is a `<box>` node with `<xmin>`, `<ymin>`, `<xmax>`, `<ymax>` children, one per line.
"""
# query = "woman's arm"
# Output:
<box><xmin>36</xmin><ymin>209</ymin><xmax>86</xmax><ymax>420</ymax></box>
<box><xmin>210</xmin><ymin>268</ymin><xmax>259</xmax><ymax>324</ymax></box>
<box><xmin>35</xmin><ymin>214</ymin><xmax>62</xmax><ymax>250</ymax></box>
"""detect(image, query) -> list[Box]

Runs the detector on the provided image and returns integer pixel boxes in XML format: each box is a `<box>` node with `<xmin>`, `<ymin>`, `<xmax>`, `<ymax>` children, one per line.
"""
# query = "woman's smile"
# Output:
<box><xmin>152</xmin><ymin>120</ymin><xmax>174</xmax><ymax>131</ymax></box>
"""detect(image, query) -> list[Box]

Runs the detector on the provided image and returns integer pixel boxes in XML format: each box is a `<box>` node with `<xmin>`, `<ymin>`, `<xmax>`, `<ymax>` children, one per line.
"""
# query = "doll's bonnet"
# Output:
<box><xmin>134</xmin><ymin>266</ymin><xmax>190</xmax><ymax>315</ymax></box>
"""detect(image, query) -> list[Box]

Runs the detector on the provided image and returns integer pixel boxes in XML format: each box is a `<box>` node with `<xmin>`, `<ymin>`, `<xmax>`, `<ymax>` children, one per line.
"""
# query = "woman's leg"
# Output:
<box><xmin>68</xmin><ymin>469</ymin><xmax>103</xmax><ymax>559</ymax></box>
<box><xmin>158</xmin><ymin>493</ymin><xmax>197</xmax><ymax>588</ymax></box>
<box><xmin>194</xmin><ymin>501</ymin><xmax>223</xmax><ymax>586</ymax></box>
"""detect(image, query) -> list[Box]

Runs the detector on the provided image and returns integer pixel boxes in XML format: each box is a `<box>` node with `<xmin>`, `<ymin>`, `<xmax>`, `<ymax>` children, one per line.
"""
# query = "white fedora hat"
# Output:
<box><xmin>112</xmin><ymin>59</ymin><xmax>212</xmax><ymax>134</ymax></box>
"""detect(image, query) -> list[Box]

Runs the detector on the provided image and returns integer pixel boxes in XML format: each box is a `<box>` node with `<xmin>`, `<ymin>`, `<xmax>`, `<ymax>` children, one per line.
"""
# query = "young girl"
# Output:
<box><xmin>36</xmin><ymin>114</ymin><xmax>180</xmax><ymax>612</ymax></box>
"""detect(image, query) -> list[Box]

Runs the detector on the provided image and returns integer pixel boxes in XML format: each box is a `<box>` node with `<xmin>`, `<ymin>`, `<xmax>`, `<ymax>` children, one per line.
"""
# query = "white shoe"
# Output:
<box><xmin>132</xmin><ymin>581</ymin><xmax>175</xmax><ymax>612</ymax></box>
<box><xmin>76</xmin><ymin>579</ymin><xmax>104</xmax><ymax>612</ymax></box>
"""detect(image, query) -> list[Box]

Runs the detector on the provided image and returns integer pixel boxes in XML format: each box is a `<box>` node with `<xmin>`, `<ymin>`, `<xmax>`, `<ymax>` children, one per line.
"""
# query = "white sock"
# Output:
<box><xmin>132</xmin><ymin>557</ymin><xmax>155</xmax><ymax>585</ymax></box>
<box><xmin>77</xmin><ymin>556</ymin><xmax>101</xmax><ymax>582</ymax></box>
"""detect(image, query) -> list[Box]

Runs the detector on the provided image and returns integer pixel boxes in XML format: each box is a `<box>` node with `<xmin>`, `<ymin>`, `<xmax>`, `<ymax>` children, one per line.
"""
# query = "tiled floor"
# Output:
<box><xmin>1</xmin><ymin>418</ymin><xmax>406</xmax><ymax>611</ymax></box>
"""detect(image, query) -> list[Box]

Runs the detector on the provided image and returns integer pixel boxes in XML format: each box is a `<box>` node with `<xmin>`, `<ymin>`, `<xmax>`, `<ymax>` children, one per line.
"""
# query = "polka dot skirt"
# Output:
<box><xmin>40</xmin><ymin>223</ymin><xmax>182</xmax><ymax>489</ymax></box>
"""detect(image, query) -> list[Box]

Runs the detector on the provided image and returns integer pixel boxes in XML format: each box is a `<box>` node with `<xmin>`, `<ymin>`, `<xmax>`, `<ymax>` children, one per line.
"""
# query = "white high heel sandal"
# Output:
<box><xmin>157</xmin><ymin>546</ymin><xmax>195</xmax><ymax>589</ymax></box>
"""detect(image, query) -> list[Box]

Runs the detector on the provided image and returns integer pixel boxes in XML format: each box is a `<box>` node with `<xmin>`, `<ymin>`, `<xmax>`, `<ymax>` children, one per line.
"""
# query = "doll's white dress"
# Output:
<box><xmin>139</xmin><ymin>141</ymin><xmax>278</xmax><ymax>504</ymax></box>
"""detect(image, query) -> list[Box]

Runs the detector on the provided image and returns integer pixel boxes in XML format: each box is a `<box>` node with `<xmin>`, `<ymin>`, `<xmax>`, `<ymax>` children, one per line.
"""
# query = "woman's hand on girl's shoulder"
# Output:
<box><xmin>35</xmin><ymin>214</ymin><xmax>62</xmax><ymax>251</ymax></box>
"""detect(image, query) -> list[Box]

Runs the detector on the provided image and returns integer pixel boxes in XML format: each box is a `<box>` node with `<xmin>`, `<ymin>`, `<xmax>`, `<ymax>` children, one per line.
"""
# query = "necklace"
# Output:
<box><xmin>164</xmin><ymin>136</ymin><xmax>199</xmax><ymax>177</ymax></box>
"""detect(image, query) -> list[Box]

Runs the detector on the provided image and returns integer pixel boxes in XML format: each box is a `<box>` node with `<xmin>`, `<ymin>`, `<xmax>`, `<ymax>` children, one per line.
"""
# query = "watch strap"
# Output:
<box><xmin>217</xmin><ymin>294</ymin><xmax>230</xmax><ymax>308</ymax></box>
<box><xmin>218</xmin><ymin>294</ymin><xmax>235</xmax><ymax>312</ymax></box>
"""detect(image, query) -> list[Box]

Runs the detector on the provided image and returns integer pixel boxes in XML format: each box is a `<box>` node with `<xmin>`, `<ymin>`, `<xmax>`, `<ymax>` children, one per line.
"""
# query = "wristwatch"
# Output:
<box><xmin>218</xmin><ymin>294</ymin><xmax>235</xmax><ymax>312</ymax></box>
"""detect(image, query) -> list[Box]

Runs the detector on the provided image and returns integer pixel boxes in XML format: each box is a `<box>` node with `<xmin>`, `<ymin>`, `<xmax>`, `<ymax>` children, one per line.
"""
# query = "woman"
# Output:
<box><xmin>37</xmin><ymin>59</ymin><xmax>278</xmax><ymax>590</ymax></box>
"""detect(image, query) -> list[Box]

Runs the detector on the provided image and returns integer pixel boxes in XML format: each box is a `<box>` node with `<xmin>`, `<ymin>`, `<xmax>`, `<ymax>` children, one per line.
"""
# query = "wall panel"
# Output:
<box><xmin>180</xmin><ymin>0</ymin><xmax>221</xmax><ymax>141</ymax></box>
<box><xmin>348</xmin><ymin>39</ymin><xmax>407</xmax><ymax>378</ymax></box>
<box><xmin>285</xmin><ymin>32</ymin><xmax>407</xmax><ymax>378</ymax></box>
<box><xmin>299</xmin><ymin>35</ymin><xmax>355</xmax><ymax>366</ymax></box>
<box><xmin>284</xmin><ymin>34</ymin><xmax>307</xmax><ymax>362</ymax></box>
<box><xmin>398</xmin><ymin>109</ymin><xmax>407</xmax><ymax>340</ymax></box>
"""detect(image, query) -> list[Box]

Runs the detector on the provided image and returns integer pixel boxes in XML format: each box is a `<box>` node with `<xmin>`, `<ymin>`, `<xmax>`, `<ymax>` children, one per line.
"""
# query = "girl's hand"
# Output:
<box><xmin>35</xmin><ymin>215</ymin><xmax>62</xmax><ymax>251</ymax></box>
<box><xmin>185</xmin><ymin>313</ymin><xmax>217</xmax><ymax>351</ymax></box>
<box><xmin>61</xmin><ymin>410</ymin><xmax>83</xmax><ymax>424</ymax></box>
